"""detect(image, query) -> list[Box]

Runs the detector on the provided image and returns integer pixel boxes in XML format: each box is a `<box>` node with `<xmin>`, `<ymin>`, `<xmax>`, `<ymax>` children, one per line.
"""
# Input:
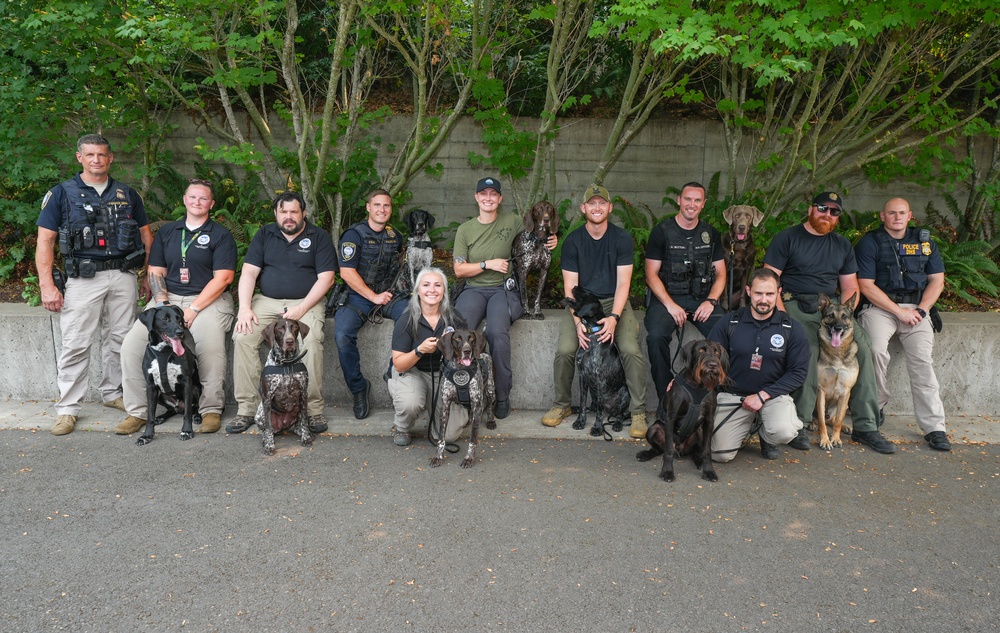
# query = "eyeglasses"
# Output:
<box><xmin>815</xmin><ymin>204</ymin><xmax>842</xmax><ymax>217</ymax></box>
<box><xmin>188</xmin><ymin>178</ymin><xmax>213</xmax><ymax>188</ymax></box>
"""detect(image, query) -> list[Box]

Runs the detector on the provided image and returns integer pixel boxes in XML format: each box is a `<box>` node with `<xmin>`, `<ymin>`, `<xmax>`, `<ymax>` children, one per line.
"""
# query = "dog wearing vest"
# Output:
<box><xmin>637</xmin><ymin>339</ymin><xmax>729</xmax><ymax>482</ymax></box>
<box><xmin>815</xmin><ymin>293</ymin><xmax>860</xmax><ymax>450</ymax></box>
<box><xmin>432</xmin><ymin>327</ymin><xmax>496</xmax><ymax>468</ymax></box>
<box><xmin>255</xmin><ymin>318</ymin><xmax>312</xmax><ymax>455</ymax></box>
<box><xmin>721</xmin><ymin>204</ymin><xmax>764</xmax><ymax>310</ymax></box>
<box><xmin>137</xmin><ymin>304</ymin><xmax>202</xmax><ymax>446</ymax></box>
<box><xmin>563</xmin><ymin>286</ymin><xmax>630</xmax><ymax>437</ymax></box>
<box><xmin>402</xmin><ymin>208</ymin><xmax>435</xmax><ymax>291</ymax></box>
<box><xmin>513</xmin><ymin>200</ymin><xmax>560</xmax><ymax>320</ymax></box>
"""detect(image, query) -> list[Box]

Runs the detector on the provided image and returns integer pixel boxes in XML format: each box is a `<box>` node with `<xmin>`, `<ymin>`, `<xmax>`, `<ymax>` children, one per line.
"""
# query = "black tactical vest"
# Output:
<box><xmin>348</xmin><ymin>221</ymin><xmax>403</xmax><ymax>295</ymax></box>
<box><xmin>659</xmin><ymin>219</ymin><xmax>716</xmax><ymax>299</ymax></box>
<box><xmin>873</xmin><ymin>227</ymin><xmax>931</xmax><ymax>294</ymax></box>
<box><xmin>59</xmin><ymin>177</ymin><xmax>142</xmax><ymax>259</ymax></box>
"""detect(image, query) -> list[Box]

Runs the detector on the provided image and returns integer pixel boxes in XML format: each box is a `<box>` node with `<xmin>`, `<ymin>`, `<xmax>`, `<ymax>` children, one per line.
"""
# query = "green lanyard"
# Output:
<box><xmin>181</xmin><ymin>229</ymin><xmax>201</xmax><ymax>267</ymax></box>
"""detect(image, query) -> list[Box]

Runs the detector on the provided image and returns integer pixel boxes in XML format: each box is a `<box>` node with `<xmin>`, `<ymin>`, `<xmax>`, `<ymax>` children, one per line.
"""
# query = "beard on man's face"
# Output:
<box><xmin>807</xmin><ymin>212</ymin><xmax>838</xmax><ymax>235</ymax></box>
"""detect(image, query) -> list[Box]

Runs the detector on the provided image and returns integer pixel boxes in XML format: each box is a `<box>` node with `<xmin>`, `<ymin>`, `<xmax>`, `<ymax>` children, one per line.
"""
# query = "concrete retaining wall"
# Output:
<box><xmin>3</xmin><ymin>304</ymin><xmax>996</xmax><ymax>417</ymax></box>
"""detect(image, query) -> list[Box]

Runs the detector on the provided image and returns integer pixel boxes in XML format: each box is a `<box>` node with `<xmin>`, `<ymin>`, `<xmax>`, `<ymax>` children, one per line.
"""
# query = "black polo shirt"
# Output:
<box><xmin>708</xmin><ymin>307</ymin><xmax>810</xmax><ymax>398</ymax></box>
<box><xmin>149</xmin><ymin>218</ymin><xmax>237</xmax><ymax>296</ymax></box>
<box><xmin>245</xmin><ymin>221</ymin><xmax>337</xmax><ymax>300</ymax></box>
<box><xmin>391</xmin><ymin>312</ymin><xmax>465</xmax><ymax>373</ymax></box>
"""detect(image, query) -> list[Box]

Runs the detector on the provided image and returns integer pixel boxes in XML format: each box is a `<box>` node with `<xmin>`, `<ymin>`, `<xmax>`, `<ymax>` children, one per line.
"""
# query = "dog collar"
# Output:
<box><xmin>410</xmin><ymin>239</ymin><xmax>433</xmax><ymax>249</ymax></box>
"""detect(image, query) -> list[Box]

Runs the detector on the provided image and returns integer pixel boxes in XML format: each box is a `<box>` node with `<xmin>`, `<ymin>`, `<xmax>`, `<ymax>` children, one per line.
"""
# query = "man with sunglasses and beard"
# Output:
<box><xmin>763</xmin><ymin>192</ymin><xmax>895</xmax><ymax>454</ymax></box>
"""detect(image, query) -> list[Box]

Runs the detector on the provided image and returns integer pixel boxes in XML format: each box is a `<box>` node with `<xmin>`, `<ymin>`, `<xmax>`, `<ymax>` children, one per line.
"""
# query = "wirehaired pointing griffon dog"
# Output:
<box><xmin>513</xmin><ymin>201</ymin><xmax>559</xmax><ymax>320</ymax></box>
<box><xmin>255</xmin><ymin>318</ymin><xmax>312</xmax><ymax>455</ymax></box>
<box><xmin>721</xmin><ymin>204</ymin><xmax>764</xmax><ymax>310</ymax></box>
<box><xmin>637</xmin><ymin>339</ymin><xmax>729</xmax><ymax>482</ymax></box>
<box><xmin>563</xmin><ymin>286</ymin><xmax>629</xmax><ymax>437</ymax></box>
<box><xmin>432</xmin><ymin>327</ymin><xmax>496</xmax><ymax>469</ymax></box>
<box><xmin>402</xmin><ymin>208</ymin><xmax>435</xmax><ymax>290</ymax></box>
<box><xmin>137</xmin><ymin>305</ymin><xmax>202</xmax><ymax>446</ymax></box>
<box><xmin>815</xmin><ymin>293</ymin><xmax>860</xmax><ymax>451</ymax></box>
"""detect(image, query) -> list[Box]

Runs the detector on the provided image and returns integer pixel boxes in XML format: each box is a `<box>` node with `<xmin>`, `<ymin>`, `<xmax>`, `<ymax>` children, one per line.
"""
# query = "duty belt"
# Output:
<box><xmin>887</xmin><ymin>291</ymin><xmax>920</xmax><ymax>303</ymax></box>
<box><xmin>82</xmin><ymin>258</ymin><xmax>127</xmax><ymax>272</ymax></box>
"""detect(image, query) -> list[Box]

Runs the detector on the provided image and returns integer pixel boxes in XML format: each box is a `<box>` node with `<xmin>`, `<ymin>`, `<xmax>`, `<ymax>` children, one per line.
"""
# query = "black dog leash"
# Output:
<box><xmin>424</xmin><ymin>364</ymin><xmax>460</xmax><ymax>454</ymax></box>
<box><xmin>710</xmin><ymin>398</ymin><xmax>764</xmax><ymax>456</ymax></box>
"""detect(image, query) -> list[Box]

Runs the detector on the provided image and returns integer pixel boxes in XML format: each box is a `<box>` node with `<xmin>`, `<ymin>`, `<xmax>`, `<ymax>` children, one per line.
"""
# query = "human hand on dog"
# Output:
<box><xmin>597</xmin><ymin>317</ymin><xmax>617</xmax><ymax>344</ymax></box>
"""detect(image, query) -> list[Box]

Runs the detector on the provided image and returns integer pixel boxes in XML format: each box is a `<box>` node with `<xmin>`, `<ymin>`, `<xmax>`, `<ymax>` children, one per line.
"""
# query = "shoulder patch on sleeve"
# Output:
<box><xmin>341</xmin><ymin>242</ymin><xmax>357</xmax><ymax>261</ymax></box>
<box><xmin>41</xmin><ymin>191</ymin><xmax>52</xmax><ymax>210</ymax></box>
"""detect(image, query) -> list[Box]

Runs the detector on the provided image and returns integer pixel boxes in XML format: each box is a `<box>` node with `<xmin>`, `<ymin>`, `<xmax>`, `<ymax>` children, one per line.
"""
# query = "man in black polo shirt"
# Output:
<box><xmin>334</xmin><ymin>189</ymin><xmax>407</xmax><ymax>420</ymax></box>
<box><xmin>708</xmin><ymin>268</ymin><xmax>809</xmax><ymax>461</ymax></box>
<box><xmin>228</xmin><ymin>192</ymin><xmax>337</xmax><ymax>434</ymax></box>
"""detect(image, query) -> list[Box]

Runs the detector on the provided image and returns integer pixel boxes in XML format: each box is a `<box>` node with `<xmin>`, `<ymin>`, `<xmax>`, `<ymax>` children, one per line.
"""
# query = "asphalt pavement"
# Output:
<box><xmin>1</xmin><ymin>400</ymin><xmax>998</xmax><ymax>632</ymax></box>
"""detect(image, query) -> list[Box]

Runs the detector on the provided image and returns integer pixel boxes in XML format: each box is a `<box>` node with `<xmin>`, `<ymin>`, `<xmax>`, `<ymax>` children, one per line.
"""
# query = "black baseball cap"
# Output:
<box><xmin>476</xmin><ymin>177</ymin><xmax>501</xmax><ymax>194</ymax></box>
<box><xmin>812</xmin><ymin>191</ymin><xmax>844</xmax><ymax>210</ymax></box>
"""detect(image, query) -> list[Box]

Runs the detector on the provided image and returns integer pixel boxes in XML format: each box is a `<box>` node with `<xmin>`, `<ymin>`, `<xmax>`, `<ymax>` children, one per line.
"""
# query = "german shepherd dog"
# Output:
<box><xmin>815</xmin><ymin>293</ymin><xmax>860</xmax><ymax>450</ymax></box>
<box><xmin>136</xmin><ymin>305</ymin><xmax>202</xmax><ymax>446</ymax></box>
<box><xmin>637</xmin><ymin>339</ymin><xmax>729</xmax><ymax>482</ymax></box>
<box><xmin>721</xmin><ymin>205</ymin><xmax>764</xmax><ymax>310</ymax></box>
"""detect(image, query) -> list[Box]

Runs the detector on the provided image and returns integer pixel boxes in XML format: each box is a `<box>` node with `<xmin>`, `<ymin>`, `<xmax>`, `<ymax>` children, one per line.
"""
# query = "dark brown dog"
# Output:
<box><xmin>721</xmin><ymin>205</ymin><xmax>764</xmax><ymax>310</ymax></box>
<box><xmin>815</xmin><ymin>293</ymin><xmax>860</xmax><ymax>450</ymax></box>
<box><xmin>512</xmin><ymin>201</ymin><xmax>559</xmax><ymax>320</ymax></box>
<box><xmin>637</xmin><ymin>339</ymin><xmax>728</xmax><ymax>482</ymax></box>
<box><xmin>433</xmin><ymin>328</ymin><xmax>496</xmax><ymax>468</ymax></box>
<box><xmin>255</xmin><ymin>318</ymin><xmax>311</xmax><ymax>455</ymax></box>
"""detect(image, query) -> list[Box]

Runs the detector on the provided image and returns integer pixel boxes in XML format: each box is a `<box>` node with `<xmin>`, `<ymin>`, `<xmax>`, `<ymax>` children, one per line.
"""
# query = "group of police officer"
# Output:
<box><xmin>37</xmin><ymin>135</ymin><xmax>950</xmax><ymax>455</ymax></box>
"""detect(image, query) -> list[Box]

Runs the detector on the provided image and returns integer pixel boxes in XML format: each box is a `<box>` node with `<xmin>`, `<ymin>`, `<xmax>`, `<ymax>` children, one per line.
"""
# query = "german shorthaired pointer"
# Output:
<box><xmin>402</xmin><ymin>208</ymin><xmax>435</xmax><ymax>290</ymax></box>
<box><xmin>255</xmin><ymin>318</ymin><xmax>312</xmax><ymax>455</ymax></box>
<box><xmin>563</xmin><ymin>286</ymin><xmax>629</xmax><ymax>438</ymax></box>
<box><xmin>432</xmin><ymin>327</ymin><xmax>496</xmax><ymax>469</ymax></box>
<box><xmin>512</xmin><ymin>201</ymin><xmax>559</xmax><ymax>320</ymax></box>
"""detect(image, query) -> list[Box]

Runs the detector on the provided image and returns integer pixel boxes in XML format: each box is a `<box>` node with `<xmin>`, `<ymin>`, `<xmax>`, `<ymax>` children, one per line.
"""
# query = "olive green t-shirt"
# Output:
<box><xmin>453</xmin><ymin>211</ymin><xmax>522</xmax><ymax>288</ymax></box>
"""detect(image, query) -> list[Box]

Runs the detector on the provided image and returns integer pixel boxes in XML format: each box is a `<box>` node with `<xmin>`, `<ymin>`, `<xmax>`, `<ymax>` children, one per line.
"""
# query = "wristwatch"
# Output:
<box><xmin>707</xmin><ymin>298</ymin><xmax>718</xmax><ymax>307</ymax></box>
<box><xmin>609</xmin><ymin>313</ymin><xmax>621</xmax><ymax>322</ymax></box>
<box><xmin>480</xmin><ymin>261</ymin><xmax>487</xmax><ymax>270</ymax></box>
<box><xmin>415</xmin><ymin>349</ymin><xmax>425</xmax><ymax>358</ymax></box>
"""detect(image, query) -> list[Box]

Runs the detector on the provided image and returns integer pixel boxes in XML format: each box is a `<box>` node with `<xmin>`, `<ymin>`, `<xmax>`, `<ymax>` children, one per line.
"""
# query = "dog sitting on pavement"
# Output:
<box><xmin>136</xmin><ymin>305</ymin><xmax>202</xmax><ymax>446</ymax></box>
<box><xmin>402</xmin><ymin>208</ymin><xmax>435</xmax><ymax>291</ymax></box>
<box><xmin>637</xmin><ymin>339</ymin><xmax>729</xmax><ymax>482</ymax></box>
<box><xmin>255</xmin><ymin>318</ymin><xmax>312</xmax><ymax>455</ymax></box>
<box><xmin>512</xmin><ymin>201</ymin><xmax>559</xmax><ymax>320</ymax></box>
<box><xmin>721</xmin><ymin>204</ymin><xmax>764</xmax><ymax>310</ymax></box>
<box><xmin>432</xmin><ymin>327</ymin><xmax>496</xmax><ymax>469</ymax></box>
<box><xmin>814</xmin><ymin>293</ymin><xmax>860</xmax><ymax>450</ymax></box>
<box><xmin>562</xmin><ymin>286</ymin><xmax>630</xmax><ymax>437</ymax></box>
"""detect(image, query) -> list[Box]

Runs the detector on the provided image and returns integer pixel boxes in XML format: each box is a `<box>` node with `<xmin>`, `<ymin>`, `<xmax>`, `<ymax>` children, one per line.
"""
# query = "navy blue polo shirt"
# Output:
<box><xmin>149</xmin><ymin>218</ymin><xmax>237</xmax><ymax>296</ymax></box>
<box><xmin>245</xmin><ymin>221</ymin><xmax>337</xmax><ymax>300</ymax></box>
<box><xmin>709</xmin><ymin>307</ymin><xmax>810</xmax><ymax>398</ymax></box>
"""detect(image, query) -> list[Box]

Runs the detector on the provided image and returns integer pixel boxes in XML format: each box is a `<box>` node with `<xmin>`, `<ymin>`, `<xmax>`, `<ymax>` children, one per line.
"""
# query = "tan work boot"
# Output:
<box><xmin>115</xmin><ymin>415</ymin><xmax>146</xmax><ymax>435</ymax></box>
<box><xmin>103</xmin><ymin>397</ymin><xmax>126</xmax><ymax>412</ymax></box>
<box><xmin>52</xmin><ymin>414</ymin><xmax>77</xmax><ymax>436</ymax></box>
<box><xmin>629</xmin><ymin>412</ymin><xmax>648</xmax><ymax>439</ymax></box>
<box><xmin>542</xmin><ymin>406</ymin><xmax>572</xmax><ymax>427</ymax></box>
<box><xmin>199</xmin><ymin>413</ymin><xmax>222</xmax><ymax>433</ymax></box>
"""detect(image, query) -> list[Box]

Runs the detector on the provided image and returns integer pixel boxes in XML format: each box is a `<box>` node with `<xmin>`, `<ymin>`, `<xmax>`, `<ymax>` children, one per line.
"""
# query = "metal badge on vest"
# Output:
<box><xmin>659</xmin><ymin>219</ymin><xmax>716</xmax><ymax>299</ymax></box>
<box><xmin>57</xmin><ymin>178</ymin><xmax>144</xmax><ymax>278</ymax></box>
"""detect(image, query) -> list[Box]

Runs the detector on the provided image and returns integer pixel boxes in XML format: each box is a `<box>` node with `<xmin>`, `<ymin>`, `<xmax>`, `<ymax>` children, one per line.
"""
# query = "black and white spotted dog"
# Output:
<box><xmin>402</xmin><ymin>208</ymin><xmax>435</xmax><ymax>290</ymax></box>
<box><xmin>255</xmin><ymin>318</ymin><xmax>311</xmax><ymax>456</ymax></box>
<box><xmin>137</xmin><ymin>305</ymin><xmax>202</xmax><ymax>446</ymax></box>
<box><xmin>512</xmin><ymin>200</ymin><xmax>559</xmax><ymax>320</ymax></box>
<box><xmin>431</xmin><ymin>327</ymin><xmax>496</xmax><ymax>469</ymax></box>
<box><xmin>563</xmin><ymin>286</ymin><xmax>629</xmax><ymax>437</ymax></box>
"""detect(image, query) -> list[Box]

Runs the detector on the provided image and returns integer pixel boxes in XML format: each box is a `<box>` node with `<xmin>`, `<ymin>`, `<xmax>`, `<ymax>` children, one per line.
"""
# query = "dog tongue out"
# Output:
<box><xmin>163</xmin><ymin>334</ymin><xmax>186</xmax><ymax>356</ymax></box>
<box><xmin>830</xmin><ymin>330</ymin><xmax>843</xmax><ymax>348</ymax></box>
<box><xmin>737</xmin><ymin>232</ymin><xmax>747</xmax><ymax>241</ymax></box>
<box><xmin>460</xmin><ymin>358</ymin><xmax>472</xmax><ymax>367</ymax></box>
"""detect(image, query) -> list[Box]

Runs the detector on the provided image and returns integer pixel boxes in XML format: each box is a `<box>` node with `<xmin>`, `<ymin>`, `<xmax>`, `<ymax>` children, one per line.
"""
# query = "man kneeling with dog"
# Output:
<box><xmin>708</xmin><ymin>268</ymin><xmax>810</xmax><ymax>461</ymax></box>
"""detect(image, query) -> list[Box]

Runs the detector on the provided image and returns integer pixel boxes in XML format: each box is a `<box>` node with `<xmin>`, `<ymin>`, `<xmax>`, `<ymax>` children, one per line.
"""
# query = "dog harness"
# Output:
<box><xmin>673</xmin><ymin>376</ymin><xmax>712</xmax><ymax>440</ymax></box>
<box><xmin>443</xmin><ymin>360</ymin><xmax>482</xmax><ymax>407</ymax></box>
<box><xmin>261</xmin><ymin>349</ymin><xmax>308</xmax><ymax>377</ymax></box>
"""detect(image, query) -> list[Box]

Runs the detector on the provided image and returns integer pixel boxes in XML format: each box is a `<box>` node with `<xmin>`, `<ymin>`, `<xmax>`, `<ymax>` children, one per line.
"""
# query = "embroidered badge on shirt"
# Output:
<box><xmin>770</xmin><ymin>334</ymin><xmax>785</xmax><ymax>348</ymax></box>
<box><xmin>197</xmin><ymin>234</ymin><xmax>211</xmax><ymax>245</ymax></box>
<box><xmin>341</xmin><ymin>242</ymin><xmax>356</xmax><ymax>261</ymax></box>
<box><xmin>299</xmin><ymin>238</ymin><xmax>312</xmax><ymax>249</ymax></box>
<box><xmin>41</xmin><ymin>191</ymin><xmax>52</xmax><ymax>209</ymax></box>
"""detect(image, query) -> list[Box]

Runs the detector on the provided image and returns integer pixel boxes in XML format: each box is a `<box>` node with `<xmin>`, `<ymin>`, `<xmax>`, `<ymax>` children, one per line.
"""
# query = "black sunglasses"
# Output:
<box><xmin>815</xmin><ymin>204</ymin><xmax>842</xmax><ymax>217</ymax></box>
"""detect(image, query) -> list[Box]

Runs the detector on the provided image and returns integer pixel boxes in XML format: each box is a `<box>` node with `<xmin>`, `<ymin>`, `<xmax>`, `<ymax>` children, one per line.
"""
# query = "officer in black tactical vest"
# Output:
<box><xmin>855</xmin><ymin>197</ymin><xmax>951</xmax><ymax>451</ymax></box>
<box><xmin>334</xmin><ymin>189</ymin><xmax>408</xmax><ymax>419</ymax></box>
<box><xmin>35</xmin><ymin>134</ymin><xmax>152</xmax><ymax>436</ymax></box>
<box><xmin>644</xmin><ymin>181</ymin><xmax>727</xmax><ymax>411</ymax></box>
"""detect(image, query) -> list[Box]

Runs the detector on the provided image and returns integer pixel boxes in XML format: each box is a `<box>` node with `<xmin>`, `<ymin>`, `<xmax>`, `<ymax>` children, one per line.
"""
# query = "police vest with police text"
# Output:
<box><xmin>873</xmin><ymin>227</ymin><xmax>932</xmax><ymax>295</ymax></box>
<box><xmin>59</xmin><ymin>177</ymin><xmax>142</xmax><ymax>260</ymax></box>
<box><xmin>659</xmin><ymin>219</ymin><xmax>716</xmax><ymax>298</ymax></box>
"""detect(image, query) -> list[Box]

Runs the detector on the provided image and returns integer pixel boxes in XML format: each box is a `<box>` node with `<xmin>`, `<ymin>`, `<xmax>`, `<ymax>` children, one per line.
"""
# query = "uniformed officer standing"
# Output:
<box><xmin>708</xmin><ymin>268</ymin><xmax>810</xmax><ymax>461</ymax></box>
<box><xmin>644</xmin><ymin>181</ymin><xmax>727</xmax><ymax>428</ymax></box>
<box><xmin>335</xmin><ymin>189</ymin><xmax>407</xmax><ymax>420</ymax></box>
<box><xmin>228</xmin><ymin>191</ymin><xmax>337</xmax><ymax>434</ymax></box>
<box><xmin>35</xmin><ymin>134</ymin><xmax>152</xmax><ymax>435</ymax></box>
<box><xmin>855</xmin><ymin>197</ymin><xmax>951</xmax><ymax>451</ymax></box>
